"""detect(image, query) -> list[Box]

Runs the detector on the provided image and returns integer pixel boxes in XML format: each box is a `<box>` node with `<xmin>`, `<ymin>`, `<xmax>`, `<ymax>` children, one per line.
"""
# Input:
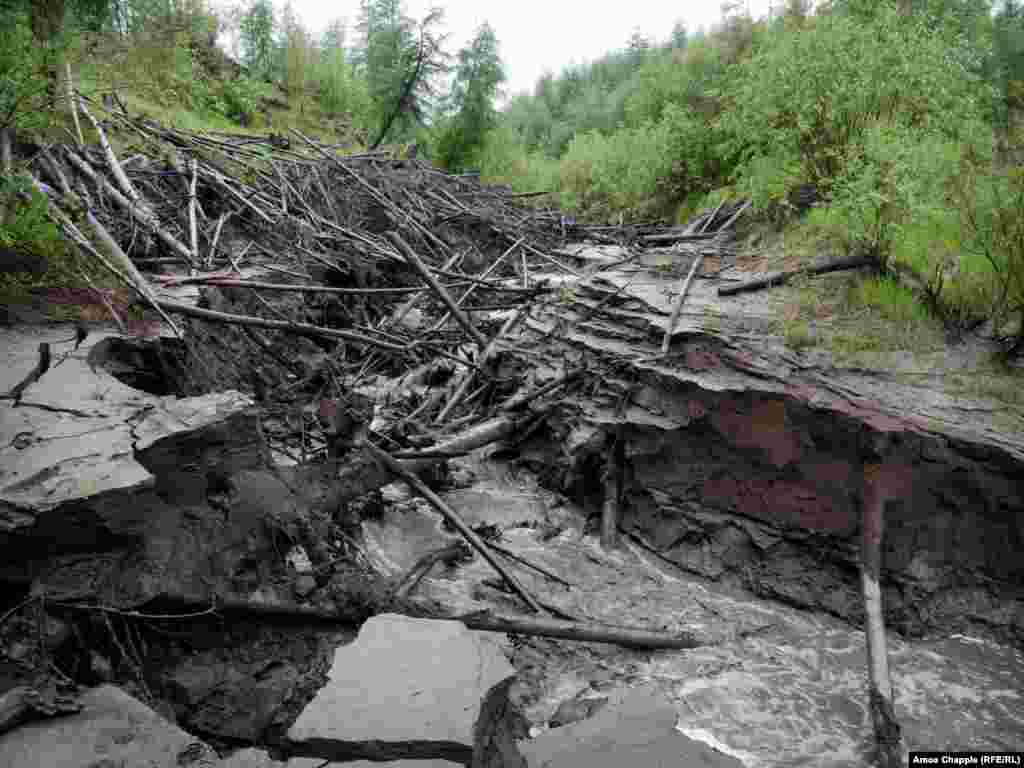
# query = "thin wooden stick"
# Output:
<box><xmin>435</xmin><ymin>307</ymin><xmax>526</xmax><ymax>424</ymax></box>
<box><xmin>660</xmin><ymin>252</ymin><xmax>705</xmax><ymax>354</ymax></box>
<box><xmin>317</xmin><ymin>414</ymin><xmax>528</xmax><ymax>514</ymax></box>
<box><xmin>600</xmin><ymin>437</ymin><xmax>621</xmax><ymax>550</ymax></box>
<box><xmin>76</xmin><ymin>100</ymin><xmax>145</xmax><ymax>209</ymax></box>
<box><xmin>39</xmin><ymin>149</ymin><xmax>72</xmax><ymax>195</ymax></box>
<box><xmin>499</xmin><ymin>370</ymin><xmax>583</xmax><ymax>412</ymax></box>
<box><xmin>431</xmin><ymin>237</ymin><xmax>524</xmax><ymax>331</ymax></box>
<box><xmin>718</xmin><ymin>254</ymin><xmax>874</xmax><ymax>297</ymax></box>
<box><xmin>522</xmin><ymin>241</ymin><xmax>583</xmax><ymax>277</ymax></box>
<box><xmin>188</xmin><ymin>156</ymin><xmax>199</xmax><ymax>264</ymax></box>
<box><xmin>488</xmin><ymin>542</ymin><xmax>574</xmax><ymax>588</ymax></box>
<box><xmin>699</xmin><ymin>198</ymin><xmax>727</xmax><ymax>234</ymax></box>
<box><xmin>386</xmin><ymin>231</ymin><xmax>489</xmax><ymax>350</ymax></box>
<box><xmin>155</xmin><ymin>276</ymin><xmax>454</xmax><ymax>295</ymax></box>
<box><xmin>65</xmin><ymin>64</ymin><xmax>84</xmax><ymax>147</ymax></box>
<box><xmin>861</xmin><ymin>460</ymin><xmax>904</xmax><ymax>768</ymax></box>
<box><xmin>457</xmin><ymin>610</ymin><xmax>704</xmax><ymax>650</ymax></box>
<box><xmin>85</xmin><ymin>211</ymin><xmax>184</xmax><ymax>338</ymax></box>
<box><xmin>208</xmin><ymin>212</ymin><xmax>230</xmax><ymax>268</ymax></box>
<box><xmin>719</xmin><ymin>198</ymin><xmax>751</xmax><ymax>231</ymax></box>
<box><xmin>154</xmin><ymin>298</ymin><xmax>408</xmax><ymax>352</ymax></box>
<box><xmin>364</xmin><ymin>441</ymin><xmax>545</xmax><ymax>614</ymax></box>
<box><xmin>391</xmin><ymin>247</ymin><xmax>466</xmax><ymax>327</ymax></box>
<box><xmin>64</xmin><ymin>149</ymin><xmax>196</xmax><ymax>266</ymax></box>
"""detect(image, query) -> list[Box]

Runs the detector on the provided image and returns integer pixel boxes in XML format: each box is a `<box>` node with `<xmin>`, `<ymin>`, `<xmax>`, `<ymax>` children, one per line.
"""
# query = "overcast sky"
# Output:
<box><xmin>271</xmin><ymin>0</ymin><xmax>776</xmax><ymax>99</ymax></box>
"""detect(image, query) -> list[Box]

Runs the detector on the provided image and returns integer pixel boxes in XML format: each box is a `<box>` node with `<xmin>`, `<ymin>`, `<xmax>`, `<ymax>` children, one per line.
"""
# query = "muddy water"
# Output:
<box><xmin>361</xmin><ymin>456</ymin><xmax>1024</xmax><ymax>767</ymax></box>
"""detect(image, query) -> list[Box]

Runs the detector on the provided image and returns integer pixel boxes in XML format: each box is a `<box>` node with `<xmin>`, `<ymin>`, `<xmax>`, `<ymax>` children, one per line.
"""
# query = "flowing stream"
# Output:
<box><xmin>361</xmin><ymin>454</ymin><xmax>1024</xmax><ymax>767</ymax></box>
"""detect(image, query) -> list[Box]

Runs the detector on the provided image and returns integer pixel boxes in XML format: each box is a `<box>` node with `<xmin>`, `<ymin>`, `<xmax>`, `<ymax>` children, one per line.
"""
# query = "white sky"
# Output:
<box><xmin>271</xmin><ymin>0</ymin><xmax>777</xmax><ymax>99</ymax></box>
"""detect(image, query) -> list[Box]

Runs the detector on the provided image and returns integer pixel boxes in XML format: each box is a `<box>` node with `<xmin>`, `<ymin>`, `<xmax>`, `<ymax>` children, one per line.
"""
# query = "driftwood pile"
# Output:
<box><xmin>17</xmin><ymin>98</ymin><xmax>756</xmax><ymax>652</ymax></box>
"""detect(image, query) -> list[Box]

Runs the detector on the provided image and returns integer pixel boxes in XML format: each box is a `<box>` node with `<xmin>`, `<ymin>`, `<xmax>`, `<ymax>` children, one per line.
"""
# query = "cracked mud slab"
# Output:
<box><xmin>287</xmin><ymin>613</ymin><xmax>519</xmax><ymax>764</ymax></box>
<box><xmin>0</xmin><ymin>684</ymin><xmax>216</xmax><ymax>768</ymax></box>
<box><xmin>0</xmin><ymin>323</ymin><xmax>253</xmax><ymax>525</ymax></box>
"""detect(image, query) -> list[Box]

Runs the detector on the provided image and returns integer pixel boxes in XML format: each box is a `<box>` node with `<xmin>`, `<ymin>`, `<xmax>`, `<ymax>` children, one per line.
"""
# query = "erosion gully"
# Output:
<box><xmin>362</xmin><ymin>451</ymin><xmax>1024</xmax><ymax>768</ymax></box>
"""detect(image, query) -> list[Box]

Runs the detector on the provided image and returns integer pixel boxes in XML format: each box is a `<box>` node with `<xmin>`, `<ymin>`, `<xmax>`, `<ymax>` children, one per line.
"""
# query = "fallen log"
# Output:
<box><xmin>64</xmin><ymin>149</ymin><xmax>197</xmax><ymax>266</ymax></box>
<box><xmin>430</xmin><ymin>236</ymin><xmax>523</xmax><ymax>332</ymax></box>
<box><xmin>55</xmin><ymin>593</ymin><xmax>705</xmax><ymax>651</ymax></box>
<box><xmin>498</xmin><ymin>370</ymin><xmax>583</xmax><ymax>412</ymax></box>
<box><xmin>861</xmin><ymin>457</ymin><xmax>905</xmax><ymax>768</ymax></box>
<box><xmin>488</xmin><ymin>542</ymin><xmax>575</xmax><ymax>589</ymax></box>
<box><xmin>639</xmin><ymin>231</ymin><xmax>720</xmax><ymax>244</ymax></box>
<box><xmin>393</xmin><ymin>541</ymin><xmax>472</xmax><ymax>599</ymax></box>
<box><xmin>312</xmin><ymin>412</ymin><xmax>531</xmax><ymax>510</ymax></box>
<box><xmin>436</xmin><ymin>307</ymin><xmax>527</xmax><ymax>424</ymax></box>
<box><xmin>455</xmin><ymin>610</ymin><xmax>704</xmax><ymax>650</ymax></box>
<box><xmin>718</xmin><ymin>254</ymin><xmax>875</xmax><ymax>297</ymax></box>
<box><xmin>77</xmin><ymin>99</ymin><xmax>145</xmax><ymax>209</ymax></box>
<box><xmin>660</xmin><ymin>253</ymin><xmax>705</xmax><ymax>354</ymax></box>
<box><xmin>365</xmin><ymin>441</ymin><xmax>546</xmax><ymax>614</ymax></box>
<box><xmin>386</xmin><ymin>230</ymin><xmax>489</xmax><ymax>350</ymax></box>
<box><xmin>154</xmin><ymin>298</ymin><xmax>410</xmax><ymax>353</ymax></box>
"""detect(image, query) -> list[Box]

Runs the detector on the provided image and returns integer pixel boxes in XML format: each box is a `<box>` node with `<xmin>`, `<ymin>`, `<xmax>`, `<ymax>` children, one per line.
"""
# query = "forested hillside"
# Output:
<box><xmin>0</xmin><ymin>0</ymin><xmax>503</xmax><ymax>157</ymax></box>
<box><xmin>1</xmin><ymin>0</ymin><xmax>1024</xmax><ymax>355</ymax></box>
<box><xmin>481</xmin><ymin>0</ymin><xmax>1024</xmax><ymax>356</ymax></box>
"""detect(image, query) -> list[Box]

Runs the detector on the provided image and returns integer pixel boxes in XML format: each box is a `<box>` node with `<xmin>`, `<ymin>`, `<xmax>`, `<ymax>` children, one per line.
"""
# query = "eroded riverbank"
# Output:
<box><xmin>364</xmin><ymin>453</ymin><xmax>1024</xmax><ymax>767</ymax></box>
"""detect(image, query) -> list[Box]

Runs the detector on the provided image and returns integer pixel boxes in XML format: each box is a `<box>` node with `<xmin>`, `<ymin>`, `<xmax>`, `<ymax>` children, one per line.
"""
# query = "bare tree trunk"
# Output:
<box><xmin>0</xmin><ymin>127</ymin><xmax>12</xmax><ymax>174</ymax></box>
<box><xmin>861</xmin><ymin>462</ymin><xmax>903</xmax><ymax>768</ymax></box>
<box><xmin>600</xmin><ymin>437</ymin><xmax>621</xmax><ymax>550</ymax></box>
<box><xmin>65</xmin><ymin>62</ymin><xmax>84</xmax><ymax>147</ymax></box>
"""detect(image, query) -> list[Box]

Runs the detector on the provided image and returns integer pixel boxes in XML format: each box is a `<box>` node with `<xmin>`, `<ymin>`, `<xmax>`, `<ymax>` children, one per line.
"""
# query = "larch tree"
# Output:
<box><xmin>436</xmin><ymin>21</ymin><xmax>505</xmax><ymax>170</ymax></box>
<box><xmin>240</xmin><ymin>0</ymin><xmax>274</xmax><ymax>81</ymax></box>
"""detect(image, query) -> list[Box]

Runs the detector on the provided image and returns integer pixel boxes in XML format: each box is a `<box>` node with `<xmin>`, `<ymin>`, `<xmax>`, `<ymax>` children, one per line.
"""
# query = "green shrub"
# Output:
<box><xmin>948</xmin><ymin>155</ymin><xmax>1024</xmax><ymax>348</ymax></box>
<box><xmin>0</xmin><ymin>176</ymin><xmax>61</xmax><ymax>251</ymax></box>
<box><xmin>559</xmin><ymin>121</ymin><xmax>675</xmax><ymax>218</ymax></box>
<box><xmin>724</xmin><ymin>2</ymin><xmax>988</xmax><ymax>200</ymax></box>
<box><xmin>218</xmin><ymin>75</ymin><xmax>262</xmax><ymax>123</ymax></box>
<box><xmin>805</xmin><ymin>118</ymin><xmax>983</xmax><ymax>273</ymax></box>
<box><xmin>0</xmin><ymin>12</ymin><xmax>59</xmax><ymax>133</ymax></box>
<box><xmin>624</xmin><ymin>41</ymin><xmax>727</xmax><ymax>127</ymax></box>
<box><xmin>479</xmin><ymin>127</ymin><xmax>562</xmax><ymax>199</ymax></box>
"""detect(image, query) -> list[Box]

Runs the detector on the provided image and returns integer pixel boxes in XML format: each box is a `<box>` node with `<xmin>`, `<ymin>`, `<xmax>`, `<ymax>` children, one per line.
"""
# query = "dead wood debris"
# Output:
<box><xmin>18</xmin><ymin>99</ymin><xmax>753</xmax><ymax>650</ymax></box>
<box><xmin>717</xmin><ymin>253</ymin><xmax>874</xmax><ymax>296</ymax></box>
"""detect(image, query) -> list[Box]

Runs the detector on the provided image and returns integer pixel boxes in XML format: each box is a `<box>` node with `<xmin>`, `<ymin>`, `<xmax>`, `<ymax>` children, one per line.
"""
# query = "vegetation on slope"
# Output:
<box><xmin>1</xmin><ymin>0</ymin><xmax>1023</xmax><ymax>362</ymax></box>
<box><xmin>479</xmin><ymin>0</ymin><xmax>1024</xmax><ymax>357</ymax></box>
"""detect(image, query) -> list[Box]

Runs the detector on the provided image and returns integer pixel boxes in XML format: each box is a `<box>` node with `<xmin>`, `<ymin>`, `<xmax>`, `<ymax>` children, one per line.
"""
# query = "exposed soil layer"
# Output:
<box><xmin>504</xmin><ymin>252</ymin><xmax>1024</xmax><ymax>649</ymax></box>
<box><xmin>518</xmin><ymin>377</ymin><xmax>1023</xmax><ymax>646</ymax></box>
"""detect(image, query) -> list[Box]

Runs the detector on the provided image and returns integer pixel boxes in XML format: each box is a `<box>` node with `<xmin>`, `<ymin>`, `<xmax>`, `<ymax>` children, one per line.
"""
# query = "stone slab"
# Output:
<box><xmin>519</xmin><ymin>685</ymin><xmax>745</xmax><ymax>768</ymax></box>
<box><xmin>0</xmin><ymin>684</ymin><xmax>214</xmax><ymax>768</ymax></box>
<box><xmin>287</xmin><ymin>613</ymin><xmax>516</xmax><ymax>763</ymax></box>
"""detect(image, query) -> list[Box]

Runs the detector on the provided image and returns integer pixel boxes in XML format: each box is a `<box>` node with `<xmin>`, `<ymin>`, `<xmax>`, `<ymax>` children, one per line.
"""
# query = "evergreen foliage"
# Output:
<box><xmin>240</xmin><ymin>0</ymin><xmax>275</xmax><ymax>81</ymax></box>
<box><xmin>435</xmin><ymin>22</ymin><xmax>505</xmax><ymax>171</ymax></box>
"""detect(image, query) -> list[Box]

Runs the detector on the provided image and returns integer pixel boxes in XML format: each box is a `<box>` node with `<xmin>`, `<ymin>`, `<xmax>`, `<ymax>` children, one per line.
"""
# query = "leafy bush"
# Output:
<box><xmin>479</xmin><ymin>127</ymin><xmax>561</xmax><ymax>198</ymax></box>
<box><xmin>660</xmin><ymin>103</ymin><xmax>732</xmax><ymax>203</ymax></box>
<box><xmin>558</xmin><ymin>121</ymin><xmax>675</xmax><ymax>218</ymax></box>
<box><xmin>810</xmin><ymin>120</ymin><xmax>977</xmax><ymax>265</ymax></box>
<box><xmin>0</xmin><ymin>176</ymin><xmax>61</xmax><ymax>251</ymax></box>
<box><xmin>948</xmin><ymin>154</ymin><xmax>1024</xmax><ymax>349</ymax></box>
<box><xmin>218</xmin><ymin>75</ymin><xmax>262</xmax><ymax>123</ymax></box>
<box><xmin>724</xmin><ymin>2</ymin><xmax>989</xmax><ymax>199</ymax></box>
<box><xmin>0</xmin><ymin>12</ymin><xmax>59</xmax><ymax>133</ymax></box>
